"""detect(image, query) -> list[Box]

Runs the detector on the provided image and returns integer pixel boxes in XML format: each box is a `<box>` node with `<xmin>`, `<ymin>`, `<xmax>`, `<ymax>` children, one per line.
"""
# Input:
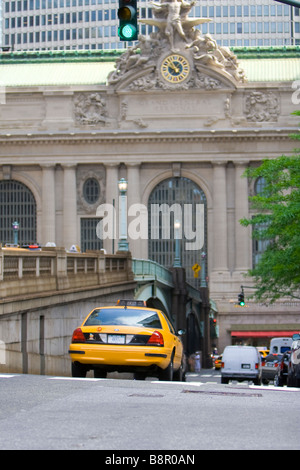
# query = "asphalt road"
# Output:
<box><xmin>0</xmin><ymin>371</ymin><xmax>299</xmax><ymax>451</ymax></box>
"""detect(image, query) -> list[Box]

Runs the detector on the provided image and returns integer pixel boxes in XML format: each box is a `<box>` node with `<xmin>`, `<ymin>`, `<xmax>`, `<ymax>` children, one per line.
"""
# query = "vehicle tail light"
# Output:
<box><xmin>255</xmin><ymin>363</ymin><xmax>259</xmax><ymax>370</ymax></box>
<box><xmin>262</xmin><ymin>360</ymin><xmax>265</xmax><ymax>367</ymax></box>
<box><xmin>147</xmin><ymin>331</ymin><xmax>164</xmax><ymax>346</ymax></box>
<box><xmin>72</xmin><ymin>328</ymin><xmax>86</xmax><ymax>343</ymax></box>
<box><xmin>221</xmin><ymin>362</ymin><xmax>224</xmax><ymax>368</ymax></box>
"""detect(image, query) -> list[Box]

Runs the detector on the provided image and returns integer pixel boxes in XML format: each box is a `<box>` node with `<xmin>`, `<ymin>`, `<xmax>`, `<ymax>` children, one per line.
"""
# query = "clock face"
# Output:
<box><xmin>160</xmin><ymin>54</ymin><xmax>191</xmax><ymax>84</ymax></box>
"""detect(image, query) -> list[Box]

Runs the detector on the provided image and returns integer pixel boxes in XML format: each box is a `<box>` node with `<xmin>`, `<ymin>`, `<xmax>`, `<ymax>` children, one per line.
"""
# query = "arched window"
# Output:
<box><xmin>148</xmin><ymin>177</ymin><xmax>207</xmax><ymax>287</ymax></box>
<box><xmin>0</xmin><ymin>180</ymin><xmax>37</xmax><ymax>245</ymax></box>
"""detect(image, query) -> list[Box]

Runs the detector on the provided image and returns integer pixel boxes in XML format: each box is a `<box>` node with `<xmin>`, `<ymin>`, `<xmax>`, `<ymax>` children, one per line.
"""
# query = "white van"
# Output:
<box><xmin>221</xmin><ymin>345</ymin><xmax>262</xmax><ymax>385</ymax></box>
<box><xmin>269</xmin><ymin>337</ymin><xmax>292</xmax><ymax>354</ymax></box>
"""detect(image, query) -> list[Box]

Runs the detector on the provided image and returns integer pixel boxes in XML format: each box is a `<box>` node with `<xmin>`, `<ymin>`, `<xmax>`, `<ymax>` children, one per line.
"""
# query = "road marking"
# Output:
<box><xmin>48</xmin><ymin>376</ymin><xmax>105</xmax><ymax>382</ymax></box>
<box><xmin>0</xmin><ymin>374</ymin><xmax>16</xmax><ymax>378</ymax></box>
<box><xmin>250</xmin><ymin>384</ymin><xmax>300</xmax><ymax>392</ymax></box>
<box><xmin>150</xmin><ymin>380</ymin><xmax>204</xmax><ymax>386</ymax></box>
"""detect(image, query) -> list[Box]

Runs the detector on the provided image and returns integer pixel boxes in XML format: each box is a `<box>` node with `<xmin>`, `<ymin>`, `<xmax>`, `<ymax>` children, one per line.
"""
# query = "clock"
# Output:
<box><xmin>160</xmin><ymin>54</ymin><xmax>191</xmax><ymax>84</ymax></box>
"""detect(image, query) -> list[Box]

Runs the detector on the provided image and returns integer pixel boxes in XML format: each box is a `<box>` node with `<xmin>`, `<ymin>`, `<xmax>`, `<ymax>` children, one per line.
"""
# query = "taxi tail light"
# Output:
<box><xmin>147</xmin><ymin>331</ymin><xmax>164</xmax><ymax>346</ymax></box>
<box><xmin>262</xmin><ymin>360</ymin><xmax>265</xmax><ymax>367</ymax></box>
<box><xmin>72</xmin><ymin>328</ymin><xmax>86</xmax><ymax>343</ymax></box>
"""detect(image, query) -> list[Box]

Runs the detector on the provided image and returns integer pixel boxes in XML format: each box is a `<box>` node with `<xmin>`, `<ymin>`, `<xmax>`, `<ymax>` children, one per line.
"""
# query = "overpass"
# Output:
<box><xmin>0</xmin><ymin>247</ymin><xmax>211</xmax><ymax>376</ymax></box>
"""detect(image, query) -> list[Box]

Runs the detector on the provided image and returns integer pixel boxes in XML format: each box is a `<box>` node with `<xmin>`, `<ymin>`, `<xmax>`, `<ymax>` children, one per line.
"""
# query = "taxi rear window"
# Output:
<box><xmin>84</xmin><ymin>308</ymin><xmax>162</xmax><ymax>329</ymax></box>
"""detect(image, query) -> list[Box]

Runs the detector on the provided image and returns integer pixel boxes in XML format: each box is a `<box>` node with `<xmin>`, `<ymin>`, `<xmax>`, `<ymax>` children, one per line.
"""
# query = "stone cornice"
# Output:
<box><xmin>0</xmin><ymin>127</ymin><xmax>297</xmax><ymax>146</ymax></box>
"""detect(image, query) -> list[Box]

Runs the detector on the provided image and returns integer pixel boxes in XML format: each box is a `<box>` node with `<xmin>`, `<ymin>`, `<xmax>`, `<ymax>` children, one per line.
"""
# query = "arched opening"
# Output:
<box><xmin>0</xmin><ymin>180</ymin><xmax>37</xmax><ymax>245</ymax></box>
<box><xmin>148</xmin><ymin>177</ymin><xmax>207</xmax><ymax>287</ymax></box>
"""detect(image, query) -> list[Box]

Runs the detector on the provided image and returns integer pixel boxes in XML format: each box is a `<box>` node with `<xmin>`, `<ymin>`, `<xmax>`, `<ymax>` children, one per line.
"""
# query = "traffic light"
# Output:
<box><xmin>118</xmin><ymin>0</ymin><xmax>138</xmax><ymax>41</ymax></box>
<box><xmin>238</xmin><ymin>291</ymin><xmax>245</xmax><ymax>306</ymax></box>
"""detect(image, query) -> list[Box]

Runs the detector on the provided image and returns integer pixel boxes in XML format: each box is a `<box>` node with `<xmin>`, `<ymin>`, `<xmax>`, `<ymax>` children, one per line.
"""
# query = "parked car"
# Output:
<box><xmin>262</xmin><ymin>353</ymin><xmax>283</xmax><ymax>384</ymax></box>
<box><xmin>221</xmin><ymin>345</ymin><xmax>262</xmax><ymax>385</ymax></box>
<box><xmin>69</xmin><ymin>300</ymin><xmax>186</xmax><ymax>381</ymax></box>
<box><xmin>287</xmin><ymin>333</ymin><xmax>300</xmax><ymax>388</ymax></box>
<box><xmin>274</xmin><ymin>351</ymin><xmax>291</xmax><ymax>387</ymax></box>
<box><xmin>258</xmin><ymin>349</ymin><xmax>269</xmax><ymax>359</ymax></box>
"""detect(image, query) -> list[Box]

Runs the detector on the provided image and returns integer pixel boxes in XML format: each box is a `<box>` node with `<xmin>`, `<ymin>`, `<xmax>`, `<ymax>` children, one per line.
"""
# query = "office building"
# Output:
<box><xmin>2</xmin><ymin>0</ymin><xmax>300</xmax><ymax>51</ymax></box>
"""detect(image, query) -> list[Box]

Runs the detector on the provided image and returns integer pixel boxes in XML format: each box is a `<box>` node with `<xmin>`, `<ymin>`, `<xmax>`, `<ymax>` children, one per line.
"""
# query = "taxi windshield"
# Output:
<box><xmin>84</xmin><ymin>308</ymin><xmax>162</xmax><ymax>329</ymax></box>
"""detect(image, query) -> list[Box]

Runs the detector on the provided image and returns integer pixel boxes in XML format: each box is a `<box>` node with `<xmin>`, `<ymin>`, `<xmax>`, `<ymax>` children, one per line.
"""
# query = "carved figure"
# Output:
<box><xmin>75</xmin><ymin>93</ymin><xmax>108</xmax><ymax>125</ymax></box>
<box><xmin>144</xmin><ymin>0</ymin><xmax>210</xmax><ymax>51</ymax></box>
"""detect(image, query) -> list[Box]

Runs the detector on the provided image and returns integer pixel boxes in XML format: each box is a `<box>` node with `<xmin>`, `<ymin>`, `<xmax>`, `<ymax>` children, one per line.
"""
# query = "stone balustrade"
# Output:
<box><xmin>0</xmin><ymin>247</ymin><xmax>134</xmax><ymax>298</ymax></box>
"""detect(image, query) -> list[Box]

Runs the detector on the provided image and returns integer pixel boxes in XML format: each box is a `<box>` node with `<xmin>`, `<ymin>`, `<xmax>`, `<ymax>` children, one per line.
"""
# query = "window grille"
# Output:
<box><xmin>83</xmin><ymin>178</ymin><xmax>100</xmax><ymax>205</ymax></box>
<box><xmin>0</xmin><ymin>180</ymin><xmax>37</xmax><ymax>245</ymax></box>
<box><xmin>148</xmin><ymin>177</ymin><xmax>207</xmax><ymax>288</ymax></box>
<box><xmin>80</xmin><ymin>217</ymin><xmax>102</xmax><ymax>252</ymax></box>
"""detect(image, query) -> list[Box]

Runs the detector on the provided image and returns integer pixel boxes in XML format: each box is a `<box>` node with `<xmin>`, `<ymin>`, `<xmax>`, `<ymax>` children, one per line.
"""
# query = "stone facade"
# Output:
<box><xmin>0</xmin><ymin>1</ymin><xmax>300</xmax><ymax>351</ymax></box>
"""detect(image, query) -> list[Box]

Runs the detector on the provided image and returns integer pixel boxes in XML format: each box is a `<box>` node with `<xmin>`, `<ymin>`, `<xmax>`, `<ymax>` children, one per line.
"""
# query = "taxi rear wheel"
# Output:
<box><xmin>159</xmin><ymin>355</ymin><xmax>173</xmax><ymax>381</ymax></box>
<box><xmin>72</xmin><ymin>362</ymin><xmax>87</xmax><ymax>378</ymax></box>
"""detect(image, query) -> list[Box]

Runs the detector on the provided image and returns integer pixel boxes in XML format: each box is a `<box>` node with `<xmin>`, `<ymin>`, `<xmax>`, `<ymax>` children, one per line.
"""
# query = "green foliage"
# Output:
<box><xmin>240</xmin><ymin>152</ymin><xmax>300</xmax><ymax>303</ymax></box>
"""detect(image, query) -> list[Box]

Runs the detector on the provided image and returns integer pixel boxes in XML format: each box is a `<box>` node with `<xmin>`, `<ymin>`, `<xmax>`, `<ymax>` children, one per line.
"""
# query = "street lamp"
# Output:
<box><xmin>200</xmin><ymin>251</ymin><xmax>207</xmax><ymax>287</ymax></box>
<box><xmin>173</xmin><ymin>219</ymin><xmax>181</xmax><ymax>267</ymax></box>
<box><xmin>12</xmin><ymin>221</ymin><xmax>20</xmax><ymax>246</ymax></box>
<box><xmin>118</xmin><ymin>178</ymin><xmax>129</xmax><ymax>252</ymax></box>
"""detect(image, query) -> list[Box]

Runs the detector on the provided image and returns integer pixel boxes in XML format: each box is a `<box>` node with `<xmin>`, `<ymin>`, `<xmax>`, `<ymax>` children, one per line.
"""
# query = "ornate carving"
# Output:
<box><xmin>245</xmin><ymin>91</ymin><xmax>280</xmax><ymax>122</ymax></box>
<box><xmin>74</xmin><ymin>93</ymin><xmax>108</xmax><ymax>126</ymax></box>
<box><xmin>108</xmin><ymin>0</ymin><xmax>246</xmax><ymax>91</ymax></box>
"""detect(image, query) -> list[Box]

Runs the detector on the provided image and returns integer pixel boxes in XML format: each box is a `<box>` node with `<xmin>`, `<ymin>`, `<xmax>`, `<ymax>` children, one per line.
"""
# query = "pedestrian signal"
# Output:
<box><xmin>118</xmin><ymin>0</ymin><xmax>138</xmax><ymax>41</ymax></box>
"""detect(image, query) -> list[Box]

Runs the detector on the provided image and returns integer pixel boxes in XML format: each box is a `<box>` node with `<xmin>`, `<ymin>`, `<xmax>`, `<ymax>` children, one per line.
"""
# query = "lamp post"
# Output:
<box><xmin>200</xmin><ymin>250</ymin><xmax>207</xmax><ymax>287</ymax></box>
<box><xmin>12</xmin><ymin>221</ymin><xmax>20</xmax><ymax>246</ymax></box>
<box><xmin>173</xmin><ymin>219</ymin><xmax>181</xmax><ymax>267</ymax></box>
<box><xmin>118</xmin><ymin>178</ymin><xmax>129</xmax><ymax>252</ymax></box>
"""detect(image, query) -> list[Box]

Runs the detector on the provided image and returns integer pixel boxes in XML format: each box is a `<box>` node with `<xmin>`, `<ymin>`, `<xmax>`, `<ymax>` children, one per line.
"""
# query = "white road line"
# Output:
<box><xmin>250</xmin><ymin>384</ymin><xmax>300</xmax><ymax>392</ymax></box>
<box><xmin>48</xmin><ymin>376</ymin><xmax>105</xmax><ymax>382</ymax></box>
<box><xmin>150</xmin><ymin>380</ymin><xmax>204</xmax><ymax>386</ymax></box>
<box><xmin>0</xmin><ymin>374</ymin><xmax>16</xmax><ymax>378</ymax></box>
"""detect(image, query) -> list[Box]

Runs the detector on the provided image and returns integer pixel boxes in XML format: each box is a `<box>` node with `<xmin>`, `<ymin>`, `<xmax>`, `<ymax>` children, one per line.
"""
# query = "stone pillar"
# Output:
<box><xmin>41</xmin><ymin>164</ymin><xmax>56</xmax><ymax>245</ymax></box>
<box><xmin>212</xmin><ymin>161</ymin><xmax>228</xmax><ymax>272</ymax></box>
<box><xmin>234</xmin><ymin>161</ymin><xmax>250</xmax><ymax>273</ymax></box>
<box><xmin>104</xmin><ymin>164</ymin><xmax>119</xmax><ymax>253</ymax></box>
<box><xmin>62</xmin><ymin>164</ymin><xmax>78</xmax><ymax>250</ymax></box>
<box><xmin>127</xmin><ymin>163</ymin><xmax>143</xmax><ymax>257</ymax></box>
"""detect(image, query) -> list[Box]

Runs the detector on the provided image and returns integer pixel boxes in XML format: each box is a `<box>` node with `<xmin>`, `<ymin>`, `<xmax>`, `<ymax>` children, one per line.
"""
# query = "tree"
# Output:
<box><xmin>240</xmin><ymin>126</ymin><xmax>300</xmax><ymax>303</ymax></box>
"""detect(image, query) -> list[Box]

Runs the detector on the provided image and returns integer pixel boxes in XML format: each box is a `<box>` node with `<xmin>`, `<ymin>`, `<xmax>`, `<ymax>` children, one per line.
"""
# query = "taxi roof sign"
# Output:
<box><xmin>116</xmin><ymin>299</ymin><xmax>147</xmax><ymax>307</ymax></box>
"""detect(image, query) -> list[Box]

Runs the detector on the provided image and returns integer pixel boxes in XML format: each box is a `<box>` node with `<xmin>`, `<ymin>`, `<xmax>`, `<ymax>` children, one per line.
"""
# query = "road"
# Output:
<box><xmin>0</xmin><ymin>370</ymin><xmax>299</xmax><ymax>451</ymax></box>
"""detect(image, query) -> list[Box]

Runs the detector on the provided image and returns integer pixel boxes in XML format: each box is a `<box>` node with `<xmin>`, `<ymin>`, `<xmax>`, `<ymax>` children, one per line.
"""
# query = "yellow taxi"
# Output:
<box><xmin>214</xmin><ymin>355</ymin><xmax>222</xmax><ymax>370</ymax></box>
<box><xmin>69</xmin><ymin>300</ymin><xmax>186</xmax><ymax>381</ymax></box>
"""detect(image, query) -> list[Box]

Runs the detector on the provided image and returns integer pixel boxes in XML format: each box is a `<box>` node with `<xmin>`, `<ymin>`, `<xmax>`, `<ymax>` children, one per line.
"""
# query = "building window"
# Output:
<box><xmin>252</xmin><ymin>221</ymin><xmax>270</xmax><ymax>268</ymax></box>
<box><xmin>80</xmin><ymin>218</ymin><xmax>102</xmax><ymax>252</ymax></box>
<box><xmin>254</xmin><ymin>177</ymin><xmax>267</xmax><ymax>195</ymax></box>
<box><xmin>0</xmin><ymin>180</ymin><xmax>37</xmax><ymax>245</ymax></box>
<box><xmin>83</xmin><ymin>177</ymin><xmax>100</xmax><ymax>205</ymax></box>
<box><xmin>148</xmin><ymin>177</ymin><xmax>207</xmax><ymax>288</ymax></box>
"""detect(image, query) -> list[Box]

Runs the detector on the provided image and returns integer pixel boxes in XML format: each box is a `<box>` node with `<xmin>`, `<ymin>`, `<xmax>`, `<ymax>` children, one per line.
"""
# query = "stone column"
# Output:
<box><xmin>62</xmin><ymin>164</ymin><xmax>78</xmax><ymax>250</ymax></box>
<box><xmin>212</xmin><ymin>161</ymin><xmax>228</xmax><ymax>272</ymax></box>
<box><xmin>127</xmin><ymin>163</ymin><xmax>143</xmax><ymax>258</ymax></box>
<box><xmin>41</xmin><ymin>164</ymin><xmax>56</xmax><ymax>245</ymax></box>
<box><xmin>234</xmin><ymin>161</ymin><xmax>250</xmax><ymax>272</ymax></box>
<box><xmin>104</xmin><ymin>164</ymin><xmax>119</xmax><ymax>254</ymax></box>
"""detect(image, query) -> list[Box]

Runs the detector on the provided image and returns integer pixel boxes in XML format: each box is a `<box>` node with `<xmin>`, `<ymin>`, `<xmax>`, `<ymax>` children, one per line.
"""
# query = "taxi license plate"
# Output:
<box><xmin>108</xmin><ymin>334</ymin><xmax>126</xmax><ymax>344</ymax></box>
<box><xmin>242</xmin><ymin>364</ymin><xmax>250</xmax><ymax>369</ymax></box>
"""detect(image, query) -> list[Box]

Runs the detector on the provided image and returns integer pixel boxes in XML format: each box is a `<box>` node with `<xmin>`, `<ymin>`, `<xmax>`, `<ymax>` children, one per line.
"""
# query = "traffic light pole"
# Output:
<box><xmin>273</xmin><ymin>0</ymin><xmax>300</xmax><ymax>7</ymax></box>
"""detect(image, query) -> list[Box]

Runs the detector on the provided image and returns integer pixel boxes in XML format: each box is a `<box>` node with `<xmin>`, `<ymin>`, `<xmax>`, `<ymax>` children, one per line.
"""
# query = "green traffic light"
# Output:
<box><xmin>118</xmin><ymin>23</ymin><xmax>137</xmax><ymax>40</ymax></box>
